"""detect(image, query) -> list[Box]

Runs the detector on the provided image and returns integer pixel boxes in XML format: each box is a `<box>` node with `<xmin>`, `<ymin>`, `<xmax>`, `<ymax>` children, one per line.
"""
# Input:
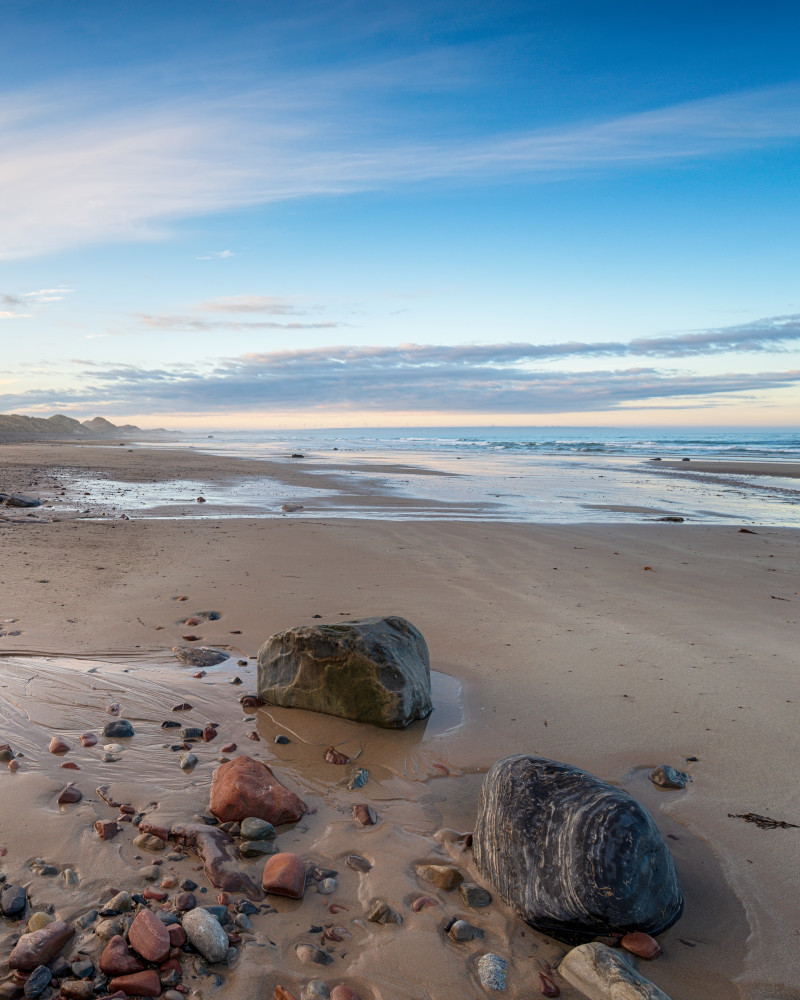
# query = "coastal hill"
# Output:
<box><xmin>0</xmin><ymin>413</ymin><xmax>174</xmax><ymax>443</ymax></box>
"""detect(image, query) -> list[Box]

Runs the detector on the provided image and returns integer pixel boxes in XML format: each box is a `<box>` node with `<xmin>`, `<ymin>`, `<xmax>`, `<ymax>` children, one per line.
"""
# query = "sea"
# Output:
<box><xmin>128</xmin><ymin>425</ymin><xmax>800</xmax><ymax>526</ymax></box>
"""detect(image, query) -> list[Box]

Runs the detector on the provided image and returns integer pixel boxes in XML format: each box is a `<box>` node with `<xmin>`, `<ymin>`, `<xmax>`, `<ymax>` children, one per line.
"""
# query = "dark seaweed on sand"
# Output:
<box><xmin>728</xmin><ymin>812</ymin><xmax>799</xmax><ymax>830</ymax></box>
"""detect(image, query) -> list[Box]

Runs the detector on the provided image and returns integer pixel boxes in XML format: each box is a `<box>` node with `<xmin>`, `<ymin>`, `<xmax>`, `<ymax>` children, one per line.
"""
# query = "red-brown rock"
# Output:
<box><xmin>99</xmin><ymin>936</ymin><xmax>145</xmax><ymax>977</ymax></box>
<box><xmin>220</xmin><ymin>743</ymin><xmax>236</xmax><ymax>753</ymax></box>
<box><xmin>331</xmin><ymin>988</ymin><xmax>362</xmax><ymax>1000</ymax></box>
<box><xmin>57</xmin><ymin>783</ymin><xmax>82</xmax><ymax>804</ymax></box>
<box><xmin>95</xmin><ymin>820</ymin><xmax>120</xmax><ymax>841</ymax></box>
<box><xmin>61</xmin><ymin>762</ymin><xmax>80</xmax><ymax>770</ymax></box>
<box><xmin>621</xmin><ymin>930</ymin><xmax>662</xmax><ymax>959</ymax></box>
<box><xmin>48</xmin><ymin>736</ymin><xmax>69</xmax><ymax>754</ymax></box>
<box><xmin>108</xmin><ymin>970</ymin><xmax>161</xmax><ymax>997</ymax></box>
<box><xmin>262</xmin><ymin>852</ymin><xmax>306</xmax><ymax>899</ymax></box>
<box><xmin>79</xmin><ymin>733</ymin><xmax>97</xmax><ymax>747</ymax></box>
<box><xmin>209</xmin><ymin>756</ymin><xmax>307</xmax><ymax>825</ymax></box>
<box><xmin>8</xmin><ymin>921</ymin><xmax>75</xmax><ymax>970</ymax></box>
<box><xmin>142</xmin><ymin>888</ymin><xmax>167</xmax><ymax>902</ymax></box>
<box><xmin>202</xmin><ymin>727</ymin><xmax>217</xmax><ymax>742</ymax></box>
<box><xmin>128</xmin><ymin>908</ymin><xmax>170</xmax><ymax>963</ymax></box>
<box><xmin>167</xmin><ymin>925</ymin><xmax>186</xmax><ymax>948</ymax></box>
<box><xmin>273</xmin><ymin>988</ymin><xmax>297</xmax><ymax>1000</ymax></box>
<box><xmin>352</xmin><ymin>804</ymin><xmax>377</xmax><ymax>826</ymax></box>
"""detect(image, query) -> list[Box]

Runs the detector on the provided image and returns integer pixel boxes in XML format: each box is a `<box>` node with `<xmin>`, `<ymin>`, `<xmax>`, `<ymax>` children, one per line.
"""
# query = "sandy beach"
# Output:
<box><xmin>1</xmin><ymin>444</ymin><xmax>799</xmax><ymax>1000</ymax></box>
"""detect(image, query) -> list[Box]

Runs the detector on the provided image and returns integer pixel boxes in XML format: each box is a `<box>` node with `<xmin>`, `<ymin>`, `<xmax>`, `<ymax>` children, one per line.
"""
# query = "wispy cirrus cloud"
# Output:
<box><xmin>3</xmin><ymin>77</ymin><xmax>800</xmax><ymax>259</ymax></box>
<box><xmin>195</xmin><ymin>250</ymin><xmax>238</xmax><ymax>260</ymax></box>
<box><xmin>201</xmin><ymin>295</ymin><xmax>303</xmax><ymax>314</ymax></box>
<box><xmin>3</xmin><ymin>315</ymin><xmax>799</xmax><ymax>416</ymax></box>
<box><xmin>136</xmin><ymin>313</ymin><xmax>343</xmax><ymax>331</ymax></box>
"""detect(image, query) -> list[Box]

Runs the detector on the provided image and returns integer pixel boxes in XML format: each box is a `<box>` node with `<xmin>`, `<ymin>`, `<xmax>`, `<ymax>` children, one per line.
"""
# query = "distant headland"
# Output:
<box><xmin>0</xmin><ymin>413</ymin><xmax>175</xmax><ymax>443</ymax></box>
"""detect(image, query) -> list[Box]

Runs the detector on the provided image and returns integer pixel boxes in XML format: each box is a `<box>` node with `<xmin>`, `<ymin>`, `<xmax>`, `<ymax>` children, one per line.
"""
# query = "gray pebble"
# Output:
<box><xmin>239</xmin><ymin>840</ymin><xmax>277</xmax><ymax>858</ymax></box>
<box><xmin>317</xmin><ymin>878</ymin><xmax>337</xmax><ymax>895</ymax></box>
<box><xmin>102</xmin><ymin>719</ymin><xmax>134</xmax><ymax>739</ymax></box>
<box><xmin>94</xmin><ymin>918</ymin><xmax>124</xmax><ymax>940</ymax></box>
<box><xmin>106</xmin><ymin>891</ymin><xmax>133</xmax><ymax>913</ymax></box>
<box><xmin>449</xmin><ymin>919</ymin><xmax>484</xmax><ymax>943</ymax></box>
<box><xmin>346</xmin><ymin>854</ymin><xmax>372</xmax><ymax>873</ymax></box>
<box><xmin>180</xmin><ymin>752</ymin><xmax>198</xmax><ymax>771</ymax></box>
<box><xmin>295</xmin><ymin>944</ymin><xmax>333</xmax><ymax>966</ymax></box>
<box><xmin>23</xmin><ymin>966</ymin><xmax>52</xmax><ymax>998</ymax></box>
<box><xmin>302</xmin><ymin>982</ymin><xmax>330</xmax><ymax>1000</ymax></box>
<box><xmin>0</xmin><ymin>884</ymin><xmax>27</xmax><ymax>917</ymax></box>
<box><xmin>233</xmin><ymin>913</ymin><xmax>252</xmax><ymax>931</ymax></box>
<box><xmin>75</xmin><ymin>910</ymin><xmax>98</xmax><ymax>929</ymax></box>
<box><xmin>239</xmin><ymin>817</ymin><xmax>276</xmax><ymax>841</ymax></box>
<box><xmin>650</xmin><ymin>764</ymin><xmax>690</xmax><ymax>789</ymax></box>
<box><xmin>182</xmin><ymin>907</ymin><xmax>230</xmax><ymax>963</ymax></box>
<box><xmin>477</xmin><ymin>953</ymin><xmax>507</xmax><ymax>991</ymax></box>
<box><xmin>367</xmin><ymin>899</ymin><xmax>402</xmax><ymax>925</ymax></box>
<box><xmin>62</xmin><ymin>869</ymin><xmax>79</xmax><ymax>887</ymax></box>
<box><xmin>459</xmin><ymin>883</ymin><xmax>492</xmax><ymax>908</ymax></box>
<box><xmin>70</xmin><ymin>960</ymin><xmax>94</xmax><ymax>979</ymax></box>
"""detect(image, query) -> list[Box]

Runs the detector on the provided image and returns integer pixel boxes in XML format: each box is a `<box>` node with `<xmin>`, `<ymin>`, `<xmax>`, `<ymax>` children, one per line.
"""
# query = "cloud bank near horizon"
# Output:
<box><xmin>3</xmin><ymin>315</ymin><xmax>799</xmax><ymax>417</ymax></box>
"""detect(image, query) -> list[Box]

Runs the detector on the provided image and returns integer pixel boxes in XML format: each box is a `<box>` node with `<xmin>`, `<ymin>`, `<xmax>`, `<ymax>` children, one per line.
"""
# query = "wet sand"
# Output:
<box><xmin>1</xmin><ymin>444</ymin><xmax>799</xmax><ymax>999</ymax></box>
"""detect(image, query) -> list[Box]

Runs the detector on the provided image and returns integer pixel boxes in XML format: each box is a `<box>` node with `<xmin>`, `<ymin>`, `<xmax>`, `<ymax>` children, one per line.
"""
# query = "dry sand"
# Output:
<box><xmin>1</xmin><ymin>444</ymin><xmax>799</xmax><ymax>1000</ymax></box>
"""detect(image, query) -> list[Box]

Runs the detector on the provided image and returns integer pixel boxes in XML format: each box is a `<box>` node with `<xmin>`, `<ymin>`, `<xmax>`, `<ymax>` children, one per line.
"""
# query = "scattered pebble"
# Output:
<box><xmin>621</xmin><ymin>930</ymin><xmax>662</xmax><ymax>959</ymax></box>
<box><xmin>477</xmin><ymin>953</ymin><xmax>508</xmax><ymax>991</ymax></box>
<box><xmin>240</xmin><ymin>817</ymin><xmax>276</xmax><ymax>841</ymax></box>
<box><xmin>172</xmin><ymin>646</ymin><xmax>229</xmax><ymax>667</ymax></box>
<box><xmin>650</xmin><ymin>765</ymin><xmax>690</xmax><ymax>789</ymax></box>
<box><xmin>411</xmin><ymin>896</ymin><xmax>437</xmax><ymax>912</ymax></box>
<box><xmin>367</xmin><ymin>899</ymin><xmax>402</xmax><ymax>925</ymax></box>
<box><xmin>56</xmin><ymin>782</ymin><xmax>83</xmax><ymax>806</ymax></box>
<box><xmin>449</xmin><ymin>919</ymin><xmax>484</xmax><ymax>942</ymax></box>
<box><xmin>325</xmin><ymin>746</ymin><xmax>350</xmax><ymax>765</ymax></box>
<box><xmin>414</xmin><ymin>863</ymin><xmax>463</xmax><ymax>890</ymax></box>
<box><xmin>48</xmin><ymin>736</ymin><xmax>70</xmax><ymax>754</ymax></box>
<box><xmin>102</xmin><ymin>720</ymin><xmax>134</xmax><ymax>739</ymax></box>
<box><xmin>132</xmin><ymin>833</ymin><xmax>165</xmax><ymax>852</ymax></box>
<box><xmin>346</xmin><ymin>767</ymin><xmax>369</xmax><ymax>789</ymax></box>
<box><xmin>295</xmin><ymin>944</ymin><xmax>333</xmax><ymax>966</ymax></box>
<box><xmin>352</xmin><ymin>804</ymin><xmax>377</xmax><ymax>826</ymax></box>
<box><xmin>239</xmin><ymin>840</ymin><xmax>277</xmax><ymax>858</ymax></box>
<box><xmin>459</xmin><ymin>882</ymin><xmax>492</xmax><ymax>907</ymax></box>
<box><xmin>302</xmin><ymin>983</ymin><xmax>330</xmax><ymax>1000</ymax></box>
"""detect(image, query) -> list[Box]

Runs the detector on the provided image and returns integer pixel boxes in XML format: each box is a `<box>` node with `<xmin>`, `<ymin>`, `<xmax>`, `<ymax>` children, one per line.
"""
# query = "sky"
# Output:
<box><xmin>1</xmin><ymin>0</ymin><xmax>799</xmax><ymax>430</ymax></box>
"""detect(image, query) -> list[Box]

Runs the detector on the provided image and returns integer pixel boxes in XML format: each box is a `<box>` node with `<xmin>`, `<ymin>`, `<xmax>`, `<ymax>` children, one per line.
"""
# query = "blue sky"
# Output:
<box><xmin>1</xmin><ymin>0</ymin><xmax>799</xmax><ymax>428</ymax></box>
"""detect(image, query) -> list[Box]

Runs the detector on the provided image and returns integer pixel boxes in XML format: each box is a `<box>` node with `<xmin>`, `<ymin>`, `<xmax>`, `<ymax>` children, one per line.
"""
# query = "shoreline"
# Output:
<box><xmin>2</xmin><ymin>442</ymin><xmax>800</xmax><ymax>526</ymax></box>
<box><xmin>1</xmin><ymin>444</ymin><xmax>799</xmax><ymax>997</ymax></box>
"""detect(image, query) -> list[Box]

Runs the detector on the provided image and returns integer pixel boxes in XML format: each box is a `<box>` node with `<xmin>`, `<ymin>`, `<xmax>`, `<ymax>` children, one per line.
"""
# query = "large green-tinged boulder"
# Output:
<box><xmin>257</xmin><ymin>615</ymin><xmax>432</xmax><ymax>728</ymax></box>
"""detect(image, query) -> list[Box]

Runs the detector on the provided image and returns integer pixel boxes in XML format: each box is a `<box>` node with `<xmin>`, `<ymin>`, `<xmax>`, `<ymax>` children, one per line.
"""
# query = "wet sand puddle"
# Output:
<box><xmin>0</xmin><ymin>653</ymin><xmax>751</xmax><ymax>999</ymax></box>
